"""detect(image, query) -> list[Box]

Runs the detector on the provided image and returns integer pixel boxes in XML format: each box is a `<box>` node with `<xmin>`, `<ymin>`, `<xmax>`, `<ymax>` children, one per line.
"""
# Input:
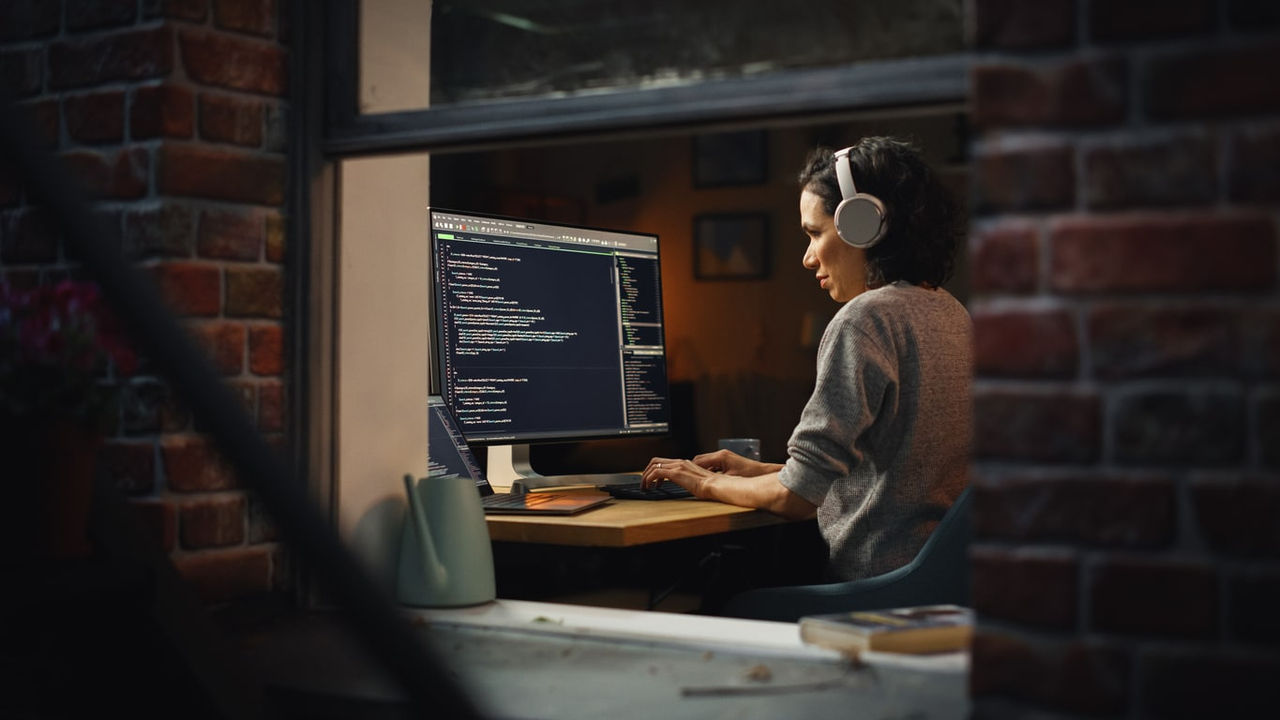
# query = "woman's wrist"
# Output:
<box><xmin>696</xmin><ymin>472</ymin><xmax>721</xmax><ymax>499</ymax></box>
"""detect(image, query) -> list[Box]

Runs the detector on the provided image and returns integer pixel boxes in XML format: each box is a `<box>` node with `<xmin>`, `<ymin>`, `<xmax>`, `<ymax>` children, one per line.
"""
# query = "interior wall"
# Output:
<box><xmin>333</xmin><ymin>0</ymin><xmax>433</xmax><ymax>588</ymax></box>
<box><xmin>430</xmin><ymin>111</ymin><xmax>968</xmax><ymax>461</ymax></box>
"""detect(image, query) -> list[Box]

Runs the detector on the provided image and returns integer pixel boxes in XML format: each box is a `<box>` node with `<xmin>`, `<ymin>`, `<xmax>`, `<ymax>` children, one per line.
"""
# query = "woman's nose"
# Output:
<box><xmin>802</xmin><ymin>243</ymin><xmax>817</xmax><ymax>269</ymax></box>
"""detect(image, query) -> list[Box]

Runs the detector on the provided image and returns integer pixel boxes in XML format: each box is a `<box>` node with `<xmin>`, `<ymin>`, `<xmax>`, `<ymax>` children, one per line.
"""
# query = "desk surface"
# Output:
<box><xmin>485</xmin><ymin>491</ymin><xmax>787</xmax><ymax>547</ymax></box>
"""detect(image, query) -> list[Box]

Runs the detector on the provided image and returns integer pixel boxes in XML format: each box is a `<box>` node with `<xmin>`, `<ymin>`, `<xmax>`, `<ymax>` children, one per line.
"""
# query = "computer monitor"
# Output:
<box><xmin>429</xmin><ymin>207</ymin><xmax>671</xmax><ymax>488</ymax></box>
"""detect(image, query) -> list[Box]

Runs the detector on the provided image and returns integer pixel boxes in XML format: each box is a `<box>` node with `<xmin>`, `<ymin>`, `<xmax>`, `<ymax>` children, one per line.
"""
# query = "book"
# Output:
<box><xmin>798</xmin><ymin>604</ymin><xmax>973</xmax><ymax>656</ymax></box>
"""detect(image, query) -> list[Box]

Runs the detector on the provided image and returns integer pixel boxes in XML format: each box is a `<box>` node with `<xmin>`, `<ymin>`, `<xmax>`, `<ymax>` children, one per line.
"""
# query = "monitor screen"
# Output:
<box><xmin>429</xmin><ymin>208</ymin><xmax>671</xmax><ymax>445</ymax></box>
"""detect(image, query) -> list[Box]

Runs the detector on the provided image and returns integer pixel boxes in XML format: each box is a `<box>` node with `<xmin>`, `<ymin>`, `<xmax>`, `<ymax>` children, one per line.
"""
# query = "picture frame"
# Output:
<box><xmin>692</xmin><ymin>130</ymin><xmax>768</xmax><ymax>187</ymax></box>
<box><xmin>693</xmin><ymin>213</ymin><xmax>770</xmax><ymax>280</ymax></box>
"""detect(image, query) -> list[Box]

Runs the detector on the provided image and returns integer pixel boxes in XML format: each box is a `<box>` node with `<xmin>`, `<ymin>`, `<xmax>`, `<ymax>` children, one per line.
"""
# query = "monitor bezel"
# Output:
<box><xmin>427</xmin><ymin>205</ymin><xmax>672</xmax><ymax>447</ymax></box>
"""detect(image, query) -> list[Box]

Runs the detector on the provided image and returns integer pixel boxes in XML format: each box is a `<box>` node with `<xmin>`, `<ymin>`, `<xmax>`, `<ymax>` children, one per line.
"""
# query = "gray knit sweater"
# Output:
<box><xmin>778</xmin><ymin>282</ymin><xmax>973</xmax><ymax>581</ymax></box>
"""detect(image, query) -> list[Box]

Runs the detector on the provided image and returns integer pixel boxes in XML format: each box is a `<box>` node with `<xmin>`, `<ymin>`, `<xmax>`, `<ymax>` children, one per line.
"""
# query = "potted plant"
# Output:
<box><xmin>1</xmin><ymin>279</ymin><xmax>138</xmax><ymax>559</ymax></box>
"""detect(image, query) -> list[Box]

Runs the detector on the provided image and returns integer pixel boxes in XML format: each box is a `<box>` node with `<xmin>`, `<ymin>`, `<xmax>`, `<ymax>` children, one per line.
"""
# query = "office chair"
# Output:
<box><xmin>720</xmin><ymin>486</ymin><xmax>973</xmax><ymax>623</ymax></box>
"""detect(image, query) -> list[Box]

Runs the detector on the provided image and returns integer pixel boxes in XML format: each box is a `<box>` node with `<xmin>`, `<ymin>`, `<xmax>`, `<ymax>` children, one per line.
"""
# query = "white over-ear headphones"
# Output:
<box><xmin>833</xmin><ymin>146</ymin><xmax>888</xmax><ymax>249</ymax></box>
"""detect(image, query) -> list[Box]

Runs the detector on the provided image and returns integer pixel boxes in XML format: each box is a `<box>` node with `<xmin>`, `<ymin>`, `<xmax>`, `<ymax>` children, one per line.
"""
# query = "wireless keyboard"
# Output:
<box><xmin>600</xmin><ymin>482</ymin><xmax>694</xmax><ymax>500</ymax></box>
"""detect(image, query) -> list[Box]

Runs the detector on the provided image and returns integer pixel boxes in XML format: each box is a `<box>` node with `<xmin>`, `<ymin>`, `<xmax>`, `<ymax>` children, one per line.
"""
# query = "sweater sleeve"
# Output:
<box><xmin>778</xmin><ymin>309</ymin><xmax>897</xmax><ymax>506</ymax></box>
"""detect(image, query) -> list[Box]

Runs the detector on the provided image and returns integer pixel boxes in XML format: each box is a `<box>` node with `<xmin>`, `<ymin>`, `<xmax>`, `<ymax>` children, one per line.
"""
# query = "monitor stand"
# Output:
<box><xmin>486</xmin><ymin>444</ymin><xmax>642</xmax><ymax>494</ymax></box>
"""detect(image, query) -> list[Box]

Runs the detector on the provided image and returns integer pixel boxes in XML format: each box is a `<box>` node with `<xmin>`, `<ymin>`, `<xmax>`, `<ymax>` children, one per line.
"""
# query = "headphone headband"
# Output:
<box><xmin>834</xmin><ymin>146</ymin><xmax>859</xmax><ymax>199</ymax></box>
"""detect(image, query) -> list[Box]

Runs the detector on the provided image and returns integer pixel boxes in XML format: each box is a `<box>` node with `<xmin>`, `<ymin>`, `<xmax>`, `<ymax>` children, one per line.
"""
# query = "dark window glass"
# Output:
<box><xmin>429</xmin><ymin>1</ymin><xmax>964</xmax><ymax>106</ymax></box>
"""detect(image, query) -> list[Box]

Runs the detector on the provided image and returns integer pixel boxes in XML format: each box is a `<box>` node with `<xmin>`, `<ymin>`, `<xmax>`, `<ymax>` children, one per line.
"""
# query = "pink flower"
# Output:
<box><xmin>1</xmin><ymin>280</ymin><xmax>139</xmax><ymax>424</ymax></box>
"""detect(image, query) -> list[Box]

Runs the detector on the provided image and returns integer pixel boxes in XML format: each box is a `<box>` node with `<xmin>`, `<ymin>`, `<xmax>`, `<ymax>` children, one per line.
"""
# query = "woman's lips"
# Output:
<box><xmin>818</xmin><ymin>275</ymin><xmax>829</xmax><ymax>289</ymax></box>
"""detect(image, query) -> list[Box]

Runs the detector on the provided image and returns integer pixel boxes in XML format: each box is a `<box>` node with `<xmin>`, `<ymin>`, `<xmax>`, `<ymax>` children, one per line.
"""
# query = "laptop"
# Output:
<box><xmin>428</xmin><ymin>395</ymin><xmax>613</xmax><ymax>515</ymax></box>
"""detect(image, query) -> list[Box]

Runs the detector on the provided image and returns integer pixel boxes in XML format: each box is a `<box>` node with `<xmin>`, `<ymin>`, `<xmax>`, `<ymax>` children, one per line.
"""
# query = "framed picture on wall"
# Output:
<box><xmin>692</xmin><ymin>130</ymin><xmax>768</xmax><ymax>187</ymax></box>
<box><xmin>694</xmin><ymin>213</ymin><xmax>770</xmax><ymax>280</ymax></box>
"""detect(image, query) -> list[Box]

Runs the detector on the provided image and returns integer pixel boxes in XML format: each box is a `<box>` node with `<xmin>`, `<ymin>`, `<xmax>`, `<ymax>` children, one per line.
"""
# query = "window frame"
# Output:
<box><xmin>292</xmin><ymin>2</ymin><xmax>972</xmax><ymax>594</ymax></box>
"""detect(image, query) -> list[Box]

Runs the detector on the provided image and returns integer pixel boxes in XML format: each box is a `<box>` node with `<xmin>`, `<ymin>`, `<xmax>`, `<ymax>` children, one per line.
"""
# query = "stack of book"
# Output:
<box><xmin>798</xmin><ymin>604</ymin><xmax>973</xmax><ymax>657</ymax></box>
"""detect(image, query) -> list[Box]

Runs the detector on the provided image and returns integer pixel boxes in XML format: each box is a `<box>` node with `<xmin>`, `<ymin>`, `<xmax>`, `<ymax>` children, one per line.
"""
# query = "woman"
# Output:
<box><xmin>642</xmin><ymin>136</ymin><xmax>972</xmax><ymax>581</ymax></box>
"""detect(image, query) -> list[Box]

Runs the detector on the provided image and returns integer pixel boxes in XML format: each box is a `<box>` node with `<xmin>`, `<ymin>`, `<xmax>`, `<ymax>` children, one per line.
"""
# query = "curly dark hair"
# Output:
<box><xmin>797</xmin><ymin>137</ymin><xmax>963</xmax><ymax>288</ymax></box>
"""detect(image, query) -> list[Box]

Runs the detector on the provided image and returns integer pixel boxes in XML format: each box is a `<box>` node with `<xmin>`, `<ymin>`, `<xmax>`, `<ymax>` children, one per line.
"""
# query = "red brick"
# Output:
<box><xmin>20</xmin><ymin>98</ymin><xmax>60</xmax><ymax>149</ymax></box>
<box><xmin>127</xmin><ymin>498</ymin><xmax>177</xmax><ymax>553</ymax></box>
<box><xmin>147</xmin><ymin>261</ymin><xmax>220</xmax><ymax>316</ymax></box>
<box><xmin>249</xmin><ymin>324</ymin><xmax>283</xmax><ymax>375</ymax></box>
<box><xmin>1113</xmin><ymin>391</ymin><xmax>1245</xmax><ymax>465</ymax></box>
<box><xmin>1139</xmin><ymin>649</ymin><xmax>1280</xmax><ymax>717</ymax></box>
<box><xmin>60</xmin><ymin>148</ymin><xmax>148</xmax><ymax>199</ymax></box>
<box><xmin>214</xmin><ymin>0</ymin><xmax>277</xmax><ymax>37</ymax></box>
<box><xmin>972</xmin><ymin>56</ymin><xmax>1127</xmax><ymax>129</ymax></box>
<box><xmin>0</xmin><ymin>1</ymin><xmax>60</xmax><ymax>42</ymax></box>
<box><xmin>65</xmin><ymin>90</ymin><xmax>127</xmax><ymax>144</ymax></box>
<box><xmin>123</xmin><ymin>201</ymin><xmax>195</xmax><ymax>258</ymax></box>
<box><xmin>1088</xmin><ymin>304</ymin><xmax>1239</xmax><ymax>379</ymax></box>
<box><xmin>179</xmin><ymin>29</ymin><xmax>287</xmax><ymax>96</ymax></box>
<box><xmin>157</xmin><ymin>144</ymin><xmax>285</xmax><ymax>205</ymax></box>
<box><xmin>2</xmin><ymin>207</ymin><xmax>58</xmax><ymax>264</ymax></box>
<box><xmin>258</xmin><ymin>379</ymin><xmax>284</xmax><ymax>432</ymax></box>
<box><xmin>1090</xmin><ymin>558</ymin><xmax>1217</xmax><ymax>637</ymax></box>
<box><xmin>67</xmin><ymin>0</ymin><xmax>138</xmax><ymax>31</ymax></box>
<box><xmin>173</xmin><ymin>546</ymin><xmax>272</xmax><ymax>604</ymax></box>
<box><xmin>1049</xmin><ymin>213</ymin><xmax>1277</xmax><ymax>294</ymax></box>
<box><xmin>225</xmin><ymin>266</ymin><xmax>282</xmax><ymax>318</ymax></box>
<box><xmin>99</xmin><ymin>440</ymin><xmax>156</xmax><ymax>495</ymax></box>
<box><xmin>1230</xmin><ymin>123</ymin><xmax>1280</xmax><ymax>203</ymax></box>
<box><xmin>974</xmin><ymin>389</ymin><xmax>1101</xmax><ymax>463</ymax></box>
<box><xmin>179</xmin><ymin>494</ymin><xmax>246</xmax><ymax>549</ymax></box>
<box><xmin>1091</xmin><ymin>0</ymin><xmax>1217</xmax><ymax>42</ymax></box>
<box><xmin>189</xmin><ymin>320</ymin><xmax>246</xmax><ymax>375</ymax></box>
<box><xmin>49</xmin><ymin>26</ymin><xmax>174</xmax><ymax>89</ymax></box>
<box><xmin>1229</xmin><ymin>568</ymin><xmax>1280</xmax><ymax>644</ymax></box>
<box><xmin>60</xmin><ymin>150</ymin><xmax>112</xmax><ymax>196</ymax></box>
<box><xmin>1146</xmin><ymin>42</ymin><xmax>1280</xmax><ymax>120</ymax></box>
<box><xmin>163</xmin><ymin>434</ymin><xmax>236</xmax><ymax>492</ymax></box>
<box><xmin>974</xmin><ymin>307</ymin><xmax>1077</xmax><ymax>378</ymax></box>
<box><xmin>1083</xmin><ymin>134</ymin><xmax>1217</xmax><ymax>209</ymax></box>
<box><xmin>199</xmin><ymin>92</ymin><xmax>264</xmax><ymax>147</ymax></box>
<box><xmin>971</xmin><ymin>0</ymin><xmax>1076</xmax><ymax>50</ymax></box>
<box><xmin>973</xmin><ymin>474</ymin><xmax>1176</xmax><ymax>547</ymax></box>
<box><xmin>264</xmin><ymin>211</ymin><xmax>285</xmax><ymax>262</ymax></box>
<box><xmin>973</xmin><ymin>145</ymin><xmax>1075</xmax><ymax>213</ymax></box>
<box><xmin>971</xmin><ymin>546</ymin><xmax>1079</xmax><ymax>629</ymax></box>
<box><xmin>130</xmin><ymin>82</ymin><xmax>195</xmax><ymax>140</ymax></box>
<box><xmin>197</xmin><ymin>207</ymin><xmax>263</xmax><ymax>260</ymax></box>
<box><xmin>1</xmin><ymin>47</ymin><xmax>43</xmax><ymax>98</ymax></box>
<box><xmin>1192</xmin><ymin>477</ymin><xmax>1280</xmax><ymax>556</ymax></box>
<box><xmin>969</xmin><ymin>630</ymin><xmax>1130</xmax><ymax>714</ymax></box>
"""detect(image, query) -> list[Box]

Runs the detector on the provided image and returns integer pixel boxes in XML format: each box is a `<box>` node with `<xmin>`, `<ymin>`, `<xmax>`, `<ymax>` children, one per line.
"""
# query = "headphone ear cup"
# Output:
<box><xmin>834</xmin><ymin>193</ymin><xmax>887</xmax><ymax>249</ymax></box>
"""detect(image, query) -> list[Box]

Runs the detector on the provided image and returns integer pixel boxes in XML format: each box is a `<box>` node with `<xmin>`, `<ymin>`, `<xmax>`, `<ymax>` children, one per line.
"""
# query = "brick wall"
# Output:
<box><xmin>968</xmin><ymin>0</ymin><xmax>1280</xmax><ymax>716</ymax></box>
<box><xmin>0</xmin><ymin>1</ymin><xmax>290</xmax><ymax>604</ymax></box>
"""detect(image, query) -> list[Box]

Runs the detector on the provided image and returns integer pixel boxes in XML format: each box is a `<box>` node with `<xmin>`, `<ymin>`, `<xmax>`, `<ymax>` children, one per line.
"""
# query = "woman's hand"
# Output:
<box><xmin>641</xmin><ymin>457</ymin><xmax>718</xmax><ymax>498</ymax></box>
<box><xmin>642</xmin><ymin>454</ymin><xmax>818</xmax><ymax>519</ymax></box>
<box><xmin>692</xmin><ymin>449</ymin><xmax>780</xmax><ymax>477</ymax></box>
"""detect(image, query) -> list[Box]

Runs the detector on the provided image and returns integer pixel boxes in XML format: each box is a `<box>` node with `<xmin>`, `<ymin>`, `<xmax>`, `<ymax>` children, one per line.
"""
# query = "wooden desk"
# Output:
<box><xmin>485</xmin><ymin>492</ymin><xmax>787</xmax><ymax>547</ymax></box>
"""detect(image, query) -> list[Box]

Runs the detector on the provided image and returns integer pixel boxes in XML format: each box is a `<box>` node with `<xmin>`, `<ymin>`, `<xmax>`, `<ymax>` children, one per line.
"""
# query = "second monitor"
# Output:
<box><xmin>429</xmin><ymin>207</ymin><xmax>671</xmax><ymax>489</ymax></box>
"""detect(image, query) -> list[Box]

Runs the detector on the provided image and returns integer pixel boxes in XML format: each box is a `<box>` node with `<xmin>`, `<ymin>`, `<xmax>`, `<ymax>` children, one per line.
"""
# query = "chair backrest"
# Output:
<box><xmin>900</xmin><ymin>485</ymin><xmax>973</xmax><ymax>604</ymax></box>
<box><xmin>719</xmin><ymin>485</ymin><xmax>974</xmax><ymax>621</ymax></box>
